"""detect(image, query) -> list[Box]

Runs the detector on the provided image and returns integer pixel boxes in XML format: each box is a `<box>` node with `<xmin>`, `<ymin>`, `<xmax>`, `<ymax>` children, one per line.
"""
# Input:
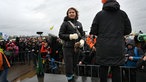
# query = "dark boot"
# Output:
<box><xmin>68</xmin><ymin>78</ymin><xmax>76</xmax><ymax>82</ymax></box>
<box><xmin>68</xmin><ymin>79</ymin><xmax>73</xmax><ymax>82</ymax></box>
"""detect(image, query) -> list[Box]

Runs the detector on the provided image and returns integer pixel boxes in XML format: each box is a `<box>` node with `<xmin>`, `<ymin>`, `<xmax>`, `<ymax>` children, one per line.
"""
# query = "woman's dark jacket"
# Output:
<box><xmin>59</xmin><ymin>17</ymin><xmax>84</xmax><ymax>48</ymax></box>
<box><xmin>90</xmin><ymin>1</ymin><xmax>132</xmax><ymax>66</ymax></box>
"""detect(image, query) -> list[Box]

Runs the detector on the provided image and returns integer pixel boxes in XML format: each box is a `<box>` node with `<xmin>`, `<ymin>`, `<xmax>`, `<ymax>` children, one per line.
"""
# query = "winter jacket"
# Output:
<box><xmin>86</xmin><ymin>35</ymin><xmax>96</xmax><ymax>48</ymax></box>
<box><xmin>124</xmin><ymin>47</ymin><xmax>144</xmax><ymax>67</ymax></box>
<box><xmin>0</xmin><ymin>49</ymin><xmax>10</xmax><ymax>71</ymax></box>
<box><xmin>59</xmin><ymin>17</ymin><xmax>84</xmax><ymax>48</ymax></box>
<box><xmin>90</xmin><ymin>1</ymin><xmax>132</xmax><ymax>66</ymax></box>
<box><xmin>40</xmin><ymin>42</ymin><xmax>48</xmax><ymax>53</ymax></box>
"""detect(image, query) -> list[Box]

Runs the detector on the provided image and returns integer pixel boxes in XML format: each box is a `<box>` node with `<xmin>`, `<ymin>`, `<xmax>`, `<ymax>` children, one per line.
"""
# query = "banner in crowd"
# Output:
<box><xmin>0</xmin><ymin>32</ymin><xmax>2</xmax><ymax>40</ymax></box>
<box><xmin>0</xmin><ymin>32</ymin><xmax>9</xmax><ymax>40</ymax></box>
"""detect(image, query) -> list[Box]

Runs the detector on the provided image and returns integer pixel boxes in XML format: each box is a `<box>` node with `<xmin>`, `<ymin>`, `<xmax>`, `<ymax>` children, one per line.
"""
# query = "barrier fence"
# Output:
<box><xmin>4</xmin><ymin>50</ymin><xmax>33</xmax><ymax>65</ymax></box>
<box><xmin>76</xmin><ymin>64</ymin><xmax>136</xmax><ymax>82</ymax></box>
<box><xmin>43</xmin><ymin>60</ymin><xmax>137</xmax><ymax>82</ymax></box>
<box><xmin>4</xmin><ymin>50</ymin><xmax>138</xmax><ymax>82</ymax></box>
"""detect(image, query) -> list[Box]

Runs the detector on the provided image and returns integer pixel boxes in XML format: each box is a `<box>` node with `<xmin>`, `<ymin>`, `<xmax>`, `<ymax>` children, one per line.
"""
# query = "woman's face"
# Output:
<box><xmin>68</xmin><ymin>9</ymin><xmax>76</xmax><ymax>19</ymax></box>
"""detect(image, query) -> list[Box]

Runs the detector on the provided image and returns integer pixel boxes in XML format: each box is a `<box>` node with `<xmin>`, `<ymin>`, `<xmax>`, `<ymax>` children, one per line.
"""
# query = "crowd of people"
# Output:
<box><xmin>0</xmin><ymin>35</ymin><xmax>64</xmax><ymax>81</ymax></box>
<box><xmin>58</xmin><ymin>0</ymin><xmax>146</xmax><ymax>82</ymax></box>
<box><xmin>0</xmin><ymin>32</ymin><xmax>146</xmax><ymax>82</ymax></box>
<box><xmin>0</xmin><ymin>0</ymin><xmax>146</xmax><ymax>82</ymax></box>
<box><xmin>0</xmin><ymin>36</ymin><xmax>63</xmax><ymax>66</ymax></box>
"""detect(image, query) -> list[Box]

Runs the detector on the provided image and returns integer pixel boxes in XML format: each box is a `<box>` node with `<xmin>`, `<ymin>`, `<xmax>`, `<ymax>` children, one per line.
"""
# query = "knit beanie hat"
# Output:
<box><xmin>102</xmin><ymin>0</ymin><xmax>116</xmax><ymax>4</ymax></box>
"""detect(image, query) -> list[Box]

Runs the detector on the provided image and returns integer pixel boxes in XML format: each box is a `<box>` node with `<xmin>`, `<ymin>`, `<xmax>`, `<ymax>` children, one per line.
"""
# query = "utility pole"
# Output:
<box><xmin>36</xmin><ymin>31</ymin><xmax>44</xmax><ymax>82</ymax></box>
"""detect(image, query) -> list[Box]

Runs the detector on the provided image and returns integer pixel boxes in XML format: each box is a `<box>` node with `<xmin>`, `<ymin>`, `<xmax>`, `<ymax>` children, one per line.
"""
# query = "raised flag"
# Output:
<box><xmin>49</xmin><ymin>26</ymin><xmax>54</xmax><ymax>30</ymax></box>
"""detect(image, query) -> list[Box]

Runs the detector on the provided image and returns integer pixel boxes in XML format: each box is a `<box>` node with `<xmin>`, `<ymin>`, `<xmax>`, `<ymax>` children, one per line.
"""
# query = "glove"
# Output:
<box><xmin>74</xmin><ymin>42</ymin><xmax>80</xmax><ymax>48</ymax></box>
<box><xmin>69</xmin><ymin>33</ymin><xmax>78</xmax><ymax>40</ymax></box>
<box><xmin>79</xmin><ymin>39</ymin><xmax>84</xmax><ymax>48</ymax></box>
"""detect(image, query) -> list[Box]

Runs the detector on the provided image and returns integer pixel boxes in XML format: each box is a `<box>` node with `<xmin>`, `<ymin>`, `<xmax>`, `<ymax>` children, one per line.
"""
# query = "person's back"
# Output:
<box><xmin>90</xmin><ymin>0</ymin><xmax>131</xmax><ymax>66</ymax></box>
<box><xmin>89</xmin><ymin>0</ymin><xmax>132</xmax><ymax>82</ymax></box>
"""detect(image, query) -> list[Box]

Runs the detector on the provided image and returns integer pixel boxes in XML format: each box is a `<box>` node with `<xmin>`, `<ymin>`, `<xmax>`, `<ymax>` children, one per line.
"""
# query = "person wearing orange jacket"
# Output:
<box><xmin>0</xmin><ymin>48</ymin><xmax>11</xmax><ymax>82</ymax></box>
<box><xmin>79</xmin><ymin>35</ymin><xmax>97</xmax><ymax>77</ymax></box>
<box><xmin>40</xmin><ymin>41</ymin><xmax>48</xmax><ymax>58</ymax></box>
<box><xmin>86</xmin><ymin>35</ymin><xmax>96</xmax><ymax>51</ymax></box>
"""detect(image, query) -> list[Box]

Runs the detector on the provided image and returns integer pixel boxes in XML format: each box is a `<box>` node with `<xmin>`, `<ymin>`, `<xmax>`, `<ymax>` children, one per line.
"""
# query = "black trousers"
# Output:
<box><xmin>99</xmin><ymin>66</ymin><xmax>121</xmax><ymax>82</ymax></box>
<box><xmin>63</xmin><ymin>47</ymin><xmax>80</xmax><ymax>77</ymax></box>
<box><xmin>136</xmin><ymin>71</ymin><xmax>146</xmax><ymax>82</ymax></box>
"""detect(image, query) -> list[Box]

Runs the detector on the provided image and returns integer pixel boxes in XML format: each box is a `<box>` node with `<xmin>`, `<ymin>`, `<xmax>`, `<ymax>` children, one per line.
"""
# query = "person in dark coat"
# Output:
<box><xmin>59</xmin><ymin>7</ymin><xmax>85</xmax><ymax>82</ymax></box>
<box><xmin>89</xmin><ymin>0</ymin><xmax>132</xmax><ymax>82</ymax></box>
<box><xmin>136</xmin><ymin>55</ymin><xmax>146</xmax><ymax>82</ymax></box>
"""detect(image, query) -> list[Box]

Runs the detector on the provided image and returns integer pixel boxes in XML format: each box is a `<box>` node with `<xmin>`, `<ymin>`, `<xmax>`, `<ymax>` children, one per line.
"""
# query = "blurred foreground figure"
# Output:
<box><xmin>89</xmin><ymin>0</ymin><xmax>132</xmax><ymax>82</ymax></box>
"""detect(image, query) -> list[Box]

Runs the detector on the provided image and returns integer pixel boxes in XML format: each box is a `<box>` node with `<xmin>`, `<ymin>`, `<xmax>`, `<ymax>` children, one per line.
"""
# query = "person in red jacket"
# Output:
<box><xmin>40</xmin><ymin>41</ymin><xmax>48</xmax><ymax>58</ymax></box>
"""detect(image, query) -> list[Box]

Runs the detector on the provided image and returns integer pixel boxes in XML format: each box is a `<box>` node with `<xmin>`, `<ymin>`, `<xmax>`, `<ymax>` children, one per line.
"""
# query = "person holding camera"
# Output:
<box><xmin>124</xmin><ymin>38</ymin><xmax>144</xmax><ymax>82</ymax></box>
<box><xmin>59</xmin><ymin>7</ymin><xmax>85</xmax><ymax>82</ymax></box>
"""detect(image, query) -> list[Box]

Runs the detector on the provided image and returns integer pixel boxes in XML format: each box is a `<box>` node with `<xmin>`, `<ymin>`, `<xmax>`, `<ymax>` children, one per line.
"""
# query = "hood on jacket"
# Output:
<box><xmin>102</xmin><ymin>0</ymin><xmax>120</xmax><ymax>12</ymax></box>
<box><xmin>102</xmin><ymin>0</ymin><xmax>116</xmax><ymax>4</ymax></box>
<box><xmin>126</xmin><ymin>38</ymin><xmax>135</xmax><ymax>48</ymax></box>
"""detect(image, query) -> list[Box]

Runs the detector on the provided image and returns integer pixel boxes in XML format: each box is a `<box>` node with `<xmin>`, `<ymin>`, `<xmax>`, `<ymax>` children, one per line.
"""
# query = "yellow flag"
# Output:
<box><xmin>49</xmin><ymin>26</ymin><xmax>54</xmax><ymax>30</ymax></box>
<box><xmin>0</xmin><ymin>48</ymin><xmax>4</xmax><ymax>54</ymax></box>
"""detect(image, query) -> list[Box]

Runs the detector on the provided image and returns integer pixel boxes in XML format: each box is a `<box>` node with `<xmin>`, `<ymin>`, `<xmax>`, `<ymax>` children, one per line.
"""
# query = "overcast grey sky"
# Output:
<box><xmin>0</xmin><ymin>0</ymin><xmax>146</xmax><ymax>36</ymax></box>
